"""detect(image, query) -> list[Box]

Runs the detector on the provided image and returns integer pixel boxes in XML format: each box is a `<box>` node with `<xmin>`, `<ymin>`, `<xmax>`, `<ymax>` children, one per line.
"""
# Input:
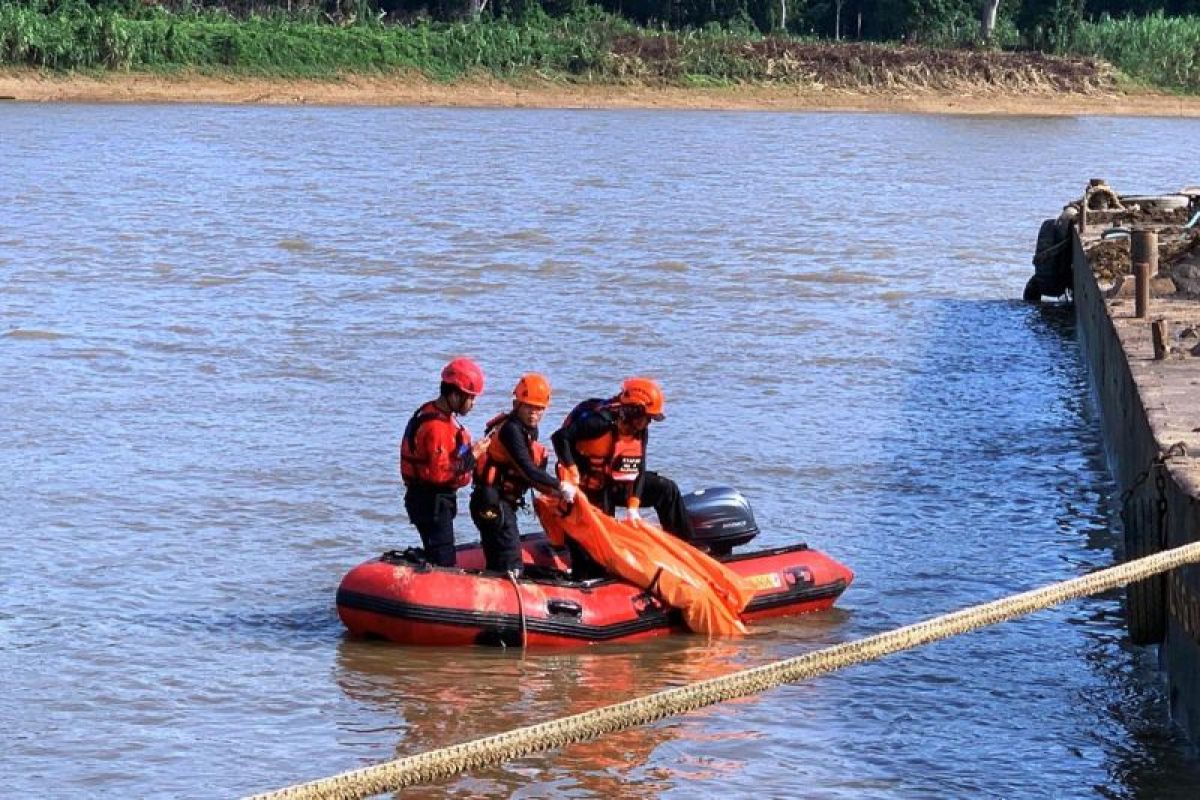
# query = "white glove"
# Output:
<box><xmin>625</xmin><ymin>507</ymin><xmax>642</xmax><ymax>522</ymax></box>
<box><xmin>559</xmin><ymin>482</ymin><xmax>578</xmax><ymax>504</ymax></box>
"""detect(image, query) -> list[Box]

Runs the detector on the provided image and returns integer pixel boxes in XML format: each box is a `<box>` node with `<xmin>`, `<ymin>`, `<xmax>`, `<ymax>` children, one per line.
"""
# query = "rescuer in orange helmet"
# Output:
<box><xmin>399</xmin><ymin>357</ymin><xmax>488</xmax><ymax>567</ymax></box>
<box><xmin>551</xmin><ymin>376</ymin><xmax>694</xmax><ymax>579</ymax></box>
<box><xmin>469</xmin><ymin>373</ymin><xmax>569</xmax><ymax>575</ymax></box>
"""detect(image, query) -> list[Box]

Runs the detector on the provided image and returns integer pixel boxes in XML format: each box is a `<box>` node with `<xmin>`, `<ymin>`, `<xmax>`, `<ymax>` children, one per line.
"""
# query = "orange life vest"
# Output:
<box><xmin>399</xmin><ymin>401</ymin><xmax>472</xmax><ymax>489</ymax></box>
<box><xmin>474</xmin><ymin>412</ymin><xmax>548</xmax><ymax>501</ymax></box>
<box><xmin>575</xmin><ymin>429</ymin><xmax>645</xmax><ymax>492</ymax></box>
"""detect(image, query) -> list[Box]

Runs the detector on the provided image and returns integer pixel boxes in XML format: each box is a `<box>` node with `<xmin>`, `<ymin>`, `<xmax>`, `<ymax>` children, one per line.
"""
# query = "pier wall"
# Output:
<box><xmin>1071</xmin><ymin>228</ymin><xmax>1200</xmax><ymax>744</ymax></box>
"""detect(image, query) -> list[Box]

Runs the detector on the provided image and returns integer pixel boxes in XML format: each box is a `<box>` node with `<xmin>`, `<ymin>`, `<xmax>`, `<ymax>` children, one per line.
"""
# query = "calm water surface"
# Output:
<box><xmin>3</xmin><ymin>105</ymin><xmax>1200</xmax><ymax>798</ymax></box>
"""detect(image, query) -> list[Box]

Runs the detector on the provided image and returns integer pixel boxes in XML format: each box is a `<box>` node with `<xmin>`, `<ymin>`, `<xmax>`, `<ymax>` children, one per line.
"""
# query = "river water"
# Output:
<box><xmin>3</xmin><ymin>104</ymin><xmax>1200</xmax><ymax>798</ymax></box>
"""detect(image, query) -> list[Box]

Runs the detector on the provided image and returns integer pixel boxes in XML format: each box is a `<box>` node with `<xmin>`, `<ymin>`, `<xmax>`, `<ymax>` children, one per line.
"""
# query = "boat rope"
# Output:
<box><xmin>506</xmin><ymin>569</ymin><xmax>527</xmax><ymax>649</ymax></box>
<box><xmin>246</xmin><ymin>541</ymin><xmax>1200</xmax><ymax>800</ymax></box>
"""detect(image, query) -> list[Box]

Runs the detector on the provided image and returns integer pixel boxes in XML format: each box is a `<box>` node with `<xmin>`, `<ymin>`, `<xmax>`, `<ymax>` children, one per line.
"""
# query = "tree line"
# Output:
<box><xmin>7</xmin><ymin>0</ymin><xmax>1200</xmax><ymax>89</ymax></box>
<box><xmin>18</xmin><ymin>0</ymin><xmax>1200</xmax><ymax>47</ymax></box>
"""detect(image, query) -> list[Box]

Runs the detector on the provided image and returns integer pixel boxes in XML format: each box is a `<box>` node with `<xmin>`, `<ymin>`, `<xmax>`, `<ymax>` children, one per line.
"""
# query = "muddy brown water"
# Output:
<box><xmin>3</xmin><ymin>105</ymin><xmax>1200</xmax><ymax>798</ymax></box>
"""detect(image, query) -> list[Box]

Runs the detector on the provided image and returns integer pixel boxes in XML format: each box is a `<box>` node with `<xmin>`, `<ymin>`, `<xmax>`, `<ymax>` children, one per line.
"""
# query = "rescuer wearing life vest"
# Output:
<box><xmin>469</xmin><ymin>373</ymin><xmax>571</xmax><ymax>576</ymax></box>
<box><xmin>399</xmin><ymin>357</ymin><xmax>488</xmax><ymax>568</ymax></box>
<box><xmin>551</xmin><ymin>376</ymin><xmax>695</xmax><ymax>579</ymax></box>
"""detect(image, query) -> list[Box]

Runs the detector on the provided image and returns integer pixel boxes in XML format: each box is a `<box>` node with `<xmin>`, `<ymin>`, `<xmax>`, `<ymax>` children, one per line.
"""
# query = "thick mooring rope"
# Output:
<box><xmin>248</xmin><ymin>541</ymin><xmax>1200</xmax><ymax>800</ymax></box>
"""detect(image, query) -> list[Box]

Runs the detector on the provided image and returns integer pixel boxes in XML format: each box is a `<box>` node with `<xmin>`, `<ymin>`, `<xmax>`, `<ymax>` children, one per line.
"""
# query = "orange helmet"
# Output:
<box><xmin>618</xmin><ymin>377</ymin><xmax>665</xmax><ymax>420</ymax></box>
<box><xmin>513</xmin><ymin>373</ymin><xmax>551</xmax><ymax>409</ymax></box>
<box><xmin>441</xmin><ymin>357</ymin><xmax>485</xmax><ymax>396</ymax></box>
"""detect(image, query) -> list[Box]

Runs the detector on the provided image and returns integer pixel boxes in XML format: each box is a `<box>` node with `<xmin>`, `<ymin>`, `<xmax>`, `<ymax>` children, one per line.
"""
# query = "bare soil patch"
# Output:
<box><xmin>3</xmin><ymin>68</ymin><xmax>1200</xmax><ymax>116</ymax></box>
<box><xmin>611</xmin><ymin>39</ymin><xmax>1120</xmax><ymax>93</ymax></box>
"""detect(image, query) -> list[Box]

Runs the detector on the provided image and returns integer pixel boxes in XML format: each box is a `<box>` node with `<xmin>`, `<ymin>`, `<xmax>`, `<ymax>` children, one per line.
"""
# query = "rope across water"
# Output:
<box><xmin>248</xmin><ymin>541</ymin><xmax>1200</xmax><ymax>800</ymax></box>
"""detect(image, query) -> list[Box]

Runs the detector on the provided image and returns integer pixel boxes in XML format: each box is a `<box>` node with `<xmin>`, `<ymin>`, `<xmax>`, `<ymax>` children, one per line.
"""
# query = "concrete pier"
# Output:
<box><xmin>1066</xmin><ymin>186</ymin><xmax>1200</xmax><ymax>741</ymax></box>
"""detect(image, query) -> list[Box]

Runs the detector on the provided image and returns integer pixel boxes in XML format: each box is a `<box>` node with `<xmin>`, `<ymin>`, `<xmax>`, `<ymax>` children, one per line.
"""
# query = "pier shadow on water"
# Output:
<box><xmin>839</xmin><ymin>297</ymin><xmax>1200</xmax><ymax>798</ymax></box>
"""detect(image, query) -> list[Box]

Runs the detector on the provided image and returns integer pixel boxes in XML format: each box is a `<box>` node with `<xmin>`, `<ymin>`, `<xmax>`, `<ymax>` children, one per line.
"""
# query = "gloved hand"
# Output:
<box><xmin>557</xmin><ymin>463</ymin><xmax>581</xmax><ymax>485</ymax></box>
<box><xmin>453</xmin><ymin>442</ymin><xmax>476</xmax><ymax>474</ymax></box>
<box><xmin>470</xmin><ymin>434</ymin><xmax>492</xmax><ymax>460</ymax></box>
<box><xmin>559</xmin><ymin>482</ymin><xmax>578</xmax><ymax>504</ymax></box>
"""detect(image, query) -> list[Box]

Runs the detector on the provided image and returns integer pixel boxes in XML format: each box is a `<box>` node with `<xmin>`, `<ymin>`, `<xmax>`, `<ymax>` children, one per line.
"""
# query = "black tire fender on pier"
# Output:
<box><xmin>1025</xmin><ymin>217</ymin><xmax>1074</xmax><ymax>302</ymax></box>
<box><xmin>1124</xmin><ymin>496</ymin><xmax>1167</xmax><ymax>646</ymax></box>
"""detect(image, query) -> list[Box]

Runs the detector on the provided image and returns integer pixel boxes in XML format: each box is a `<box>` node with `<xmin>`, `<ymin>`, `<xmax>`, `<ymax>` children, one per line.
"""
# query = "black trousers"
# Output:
<box><xmin>469</xmin><ymin>485</ymin><xmax>523</xmax><ymax>574</ymax></box>
<box><xmin>569</xmin><ymin>471</ymin><xmax>695</xmax><ymax>580</ymax></box>
<box><xmin>404</xmin><ymin>483</ymin><xmax>459</xmax><ymax>567</ymax></box>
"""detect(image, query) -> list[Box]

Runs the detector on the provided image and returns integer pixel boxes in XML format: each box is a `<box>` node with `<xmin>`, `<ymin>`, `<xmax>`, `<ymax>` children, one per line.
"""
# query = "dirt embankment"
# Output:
<box><xmin>611</xmin><ymin>39</ymin><xmax>1120</xmax><ymax>93</ymax></box>
<box><xmin>2</xmin><ymin>43</ymin><xmax>1200</xmax><ymax>114</ymax></box>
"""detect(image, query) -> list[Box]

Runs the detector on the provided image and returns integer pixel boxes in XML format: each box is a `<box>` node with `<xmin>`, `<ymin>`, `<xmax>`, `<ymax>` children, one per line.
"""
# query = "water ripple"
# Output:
<box><xmin>3</xmin><ymin>105</ymin><xmax>1200</xmax><ymax>800</ymax></box>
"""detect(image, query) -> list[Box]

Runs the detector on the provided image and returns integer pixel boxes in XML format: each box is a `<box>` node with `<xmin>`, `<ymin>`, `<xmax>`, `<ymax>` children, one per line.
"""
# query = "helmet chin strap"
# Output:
<box><xmin>617</xmin><ymin>410</ymin><xmax>649</xmax><ymax>435</ymax></box>
<box><xmin>618</xmin><ymin>405</ymin><xmax>646</xmax><ymax>422</ymax></box>
<box><xmin>449</xmin><ymin>391</ymin><xmax>473</xmax><ymax>414</ymax></box>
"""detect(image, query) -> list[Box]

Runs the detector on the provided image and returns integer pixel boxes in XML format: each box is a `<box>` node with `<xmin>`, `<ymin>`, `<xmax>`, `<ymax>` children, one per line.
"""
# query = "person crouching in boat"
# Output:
<box><xmin>550</xmin><ymin>376</ymin><xmax>695</xmax><ymax>580</ymax></box>
<box><xmin>470</xmin><ymin>373</ymin><xmax>572</xmax><ymax>576</ymax></box>
<box><xmin>399</xmin><ymin>357</ymin><xmax>488</xmax><ymax>568</ymax></box>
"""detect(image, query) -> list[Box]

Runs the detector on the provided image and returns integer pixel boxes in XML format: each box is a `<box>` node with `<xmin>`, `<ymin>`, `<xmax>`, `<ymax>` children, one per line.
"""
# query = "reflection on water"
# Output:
<box><xmin>333</xmin><ymin>636</ymin><xmax>769</xmax><ymax>798</ymax></box>
<box><xmin>3</xmin><ymin>105</ymin><xmax>1200</xmax><ymax>798</ymax></box>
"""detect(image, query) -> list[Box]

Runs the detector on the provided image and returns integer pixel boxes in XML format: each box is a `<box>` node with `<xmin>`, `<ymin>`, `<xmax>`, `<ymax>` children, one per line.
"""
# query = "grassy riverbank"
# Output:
<box><xmin>1072</xmin><ymin>13</ymin><xmax>1200</xmax><ymax>93</ymax></box>
<box><xmin>3</xmin><ymin>3</ymin><xmax>1200</xmax><ymax>108</ymax></box>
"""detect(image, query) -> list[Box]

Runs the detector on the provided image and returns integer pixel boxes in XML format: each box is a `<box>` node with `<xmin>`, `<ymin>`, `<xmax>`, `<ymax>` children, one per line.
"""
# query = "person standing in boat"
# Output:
<box><xmin>399</xmin><ymin>357</ymin><xmax>488</xmax><ymax>568</ymax></box>
<box><xmin>470</xmin><ymin>373</ymin><xmax>572</xmax><ymax>576</ymax></box>
<box><xmin>551</xmin><ymin>376</ymin><xmax>695</xmax><ymax>579</ymax></box>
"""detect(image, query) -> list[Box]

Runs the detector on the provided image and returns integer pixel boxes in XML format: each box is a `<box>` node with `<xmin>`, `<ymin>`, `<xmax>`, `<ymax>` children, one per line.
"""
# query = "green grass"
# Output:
<box><xmin>1067</xmin><ymin>12</ymin><xmax>1200</xmax><ymax>92</ymax></box>
<box><xmin>4</xmin><ymin>2</ymin><xmax>1200</xmax><ymax>93</ymax></box>
<box><xmin>0</xmin><ymin>3</ymin><xmax>811</xmax><ymax>84</ymax></box>
<box><xmin>0</xmin><ymin>3</ymin><xmax>635</xmax><ymax>77</ymax></box>
<box><xmin>0</xmin><ymin>1</ymin><xmax>817</xmax><ymax>86</ymax></box>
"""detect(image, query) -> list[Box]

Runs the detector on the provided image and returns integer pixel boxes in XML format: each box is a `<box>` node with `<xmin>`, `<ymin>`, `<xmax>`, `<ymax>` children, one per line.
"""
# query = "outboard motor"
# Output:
<box><xmin>682</xmin><ymin>487</ymin><xmax>759</xmax><ymax>555</ymax></box>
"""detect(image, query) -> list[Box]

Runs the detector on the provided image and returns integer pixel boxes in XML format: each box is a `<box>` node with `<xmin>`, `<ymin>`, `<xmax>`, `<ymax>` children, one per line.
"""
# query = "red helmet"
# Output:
<box><xmin>513</xmin><ymin>373</ymin><xmax>551</xmax><ymax>409</ymax></box>
<box><xmin>618</xmin><ymin>377</ymin><xmax>665</xmax><ymax>420</ymax></box>
<box><xmin>441</xmin><ymin>357</ymin><xmax>485</xmax><ymax>396</ymax></box>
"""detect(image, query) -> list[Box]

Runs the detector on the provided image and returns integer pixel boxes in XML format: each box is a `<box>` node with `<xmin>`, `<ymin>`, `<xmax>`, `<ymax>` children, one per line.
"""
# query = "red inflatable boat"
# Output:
<box><xmin>337</xmin><ymin>488</ymin><xmax>853</xmax><ymax>647</ymax></box>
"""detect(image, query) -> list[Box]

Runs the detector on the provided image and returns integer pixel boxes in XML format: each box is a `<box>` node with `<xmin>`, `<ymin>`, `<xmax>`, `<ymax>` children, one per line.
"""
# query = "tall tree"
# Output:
<box><xmin>980</xmin><ymin>0</ymin><xmax>1000</xmax><ymax>39</ymax></box>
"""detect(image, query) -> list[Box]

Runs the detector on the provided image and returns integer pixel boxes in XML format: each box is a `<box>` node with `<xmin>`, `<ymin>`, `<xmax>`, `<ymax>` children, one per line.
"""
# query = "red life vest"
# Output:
<box><xmin>399</xmin><ymin>400</ymin><xmax>472</xmax><ymax>489</ymax></box>
<box><xmin>474</xmin><ymin>412</ymin><xmax>548</xmax><ymax>501</ymax></box>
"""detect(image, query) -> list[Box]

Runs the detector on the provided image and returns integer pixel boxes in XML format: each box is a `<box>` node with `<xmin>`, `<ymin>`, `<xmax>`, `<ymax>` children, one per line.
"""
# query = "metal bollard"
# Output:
<box><xmin>1135</xmin><ymin>260</ymin><xmax>1151</xmax><ymax>318</ymax></box>
<box><xmin>1131</xmin><ymin>227</ymin><xmax>1159</xmax><ymax>276</ymax></box>
<box><xmin>1131</xmin><ymin>227</ymin><xmax>1158</xmax><ymax>319</ymax></box>
<box><xmin>1152</xmin><ymin>320</ymin><xmax>1168</xmax><ymax>360</ymax></box>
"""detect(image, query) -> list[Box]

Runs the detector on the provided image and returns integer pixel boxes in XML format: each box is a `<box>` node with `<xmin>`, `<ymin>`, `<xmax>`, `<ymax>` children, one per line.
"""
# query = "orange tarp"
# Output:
<box><xmin>534</xmin><ymin>495</ymin><xmax>755</xmax><ymax>636</ymax></box>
